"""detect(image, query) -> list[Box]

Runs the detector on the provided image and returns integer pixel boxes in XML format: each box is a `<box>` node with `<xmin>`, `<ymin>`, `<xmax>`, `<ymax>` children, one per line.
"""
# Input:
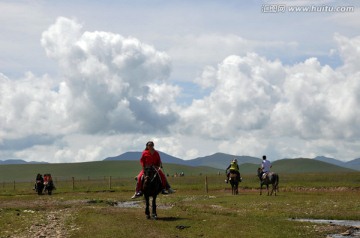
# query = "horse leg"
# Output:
<box><xmin>274</xmin><ymin>177</ymin><xmax>279</xmax><ymax>196</ymax></box>
<box><xmin>151</xmin><ymin>196</ymin><xmax>157</xmax><ymax>220</ymax></box>
<box><xmin>267</xmin><ymin>184</ymin><xmax>270</xmax><ymax>196</ymax></box>
<box><xmin>273</xmin><ymin>183</ymin><xmax>277</xmax><ymax>196</ymax></box>
<box><xmin>259</xmin><ymin>183</ymin><xmax>262</xmax><ymax>195</ymax></box>
<box><xmin>271</xmin><ymin>180</ymin><xmax>278</xmax><ymax>196</ymax></box>
<box><xmin>145</xmin><ymin>196</ymin><xmax>150</xmax><ymax>219</ymax></box>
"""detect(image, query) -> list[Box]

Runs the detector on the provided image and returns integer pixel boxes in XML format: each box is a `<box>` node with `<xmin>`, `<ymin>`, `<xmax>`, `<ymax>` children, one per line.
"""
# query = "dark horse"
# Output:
<box><xmin>35</xmin><ymin>180</ymin><xmax>44</xmax><ymax>195</ymax></box>
<box><xmin>257</xmin><ymin>168</ymin><xmax>279</xmax><ymax>196</ymax></box>
<box><xmin>35</xmin><ymin>174</ymin><xmax>44</xmax><ymax>195</ymax></box>
<box><xmin>229</xmin><ymin>172</ymin><xmax>239</xmax><ymax>195</ymax></box>
<box><xmin>142</xmin><ymin>166</ymin><xmax>162</xmax><ymax>219</ymax></box>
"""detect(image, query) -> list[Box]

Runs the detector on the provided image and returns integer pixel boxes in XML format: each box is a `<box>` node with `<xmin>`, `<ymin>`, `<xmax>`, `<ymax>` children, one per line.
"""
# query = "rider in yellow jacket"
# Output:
<box><xmin>225</xmin><ymin>159</ymin><xmax>241</xmax><ymax>183</ymax></box>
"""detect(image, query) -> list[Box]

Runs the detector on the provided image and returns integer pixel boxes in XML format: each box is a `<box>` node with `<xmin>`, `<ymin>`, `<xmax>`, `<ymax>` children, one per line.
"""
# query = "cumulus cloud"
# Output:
<box><xmin>179</xmin><ymin>34</ymin><xmax>360</xmax><ymax>160</ymax></box>
<box><xmin>1</xmin><ymin>17</ymin><xmax>360</xmax><ymax>163</ymax></box>
<box><xmin>0</xmin><ymin>17</ymin><xmax>180</xmax><ymax>161</ymax></box>
<box><xmin>39</xmin><ymin>17</ymin><xmax>178</xmax><ymax>134</ymax></box>
<box><xmin>180</xmin><ymin>53</ymin><xmax>285</xmax><ymax>137</ymax></box>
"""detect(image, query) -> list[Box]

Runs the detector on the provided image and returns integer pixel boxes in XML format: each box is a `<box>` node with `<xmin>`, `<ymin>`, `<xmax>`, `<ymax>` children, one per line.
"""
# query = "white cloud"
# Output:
<box><xmin>1</xmin><ymin>16</ymin><xmax>360</xmax><ymax>163</ymax></box>
<box><xmin>180</xmin><ymin>53</ymin><xmax>285</xmax><ymax>137</ymax></box>
<box><xmin>0</xmin><ymin>17</ymin><xmax>179</xmax><ymax>162</ymax></box>
<box><xmin>177</xmin><ymin>34</ymin><xmax>360</xmax><ymax>160</ymax></box>
<box><xmin>335</xmin><ymin>33</ymin><xmax>360</xmax><ymax>74</ymax></box>
<box><xmin>40</xmin><ymin>17</ymin><xmax>176</xmax><ymax>134</ymax></box>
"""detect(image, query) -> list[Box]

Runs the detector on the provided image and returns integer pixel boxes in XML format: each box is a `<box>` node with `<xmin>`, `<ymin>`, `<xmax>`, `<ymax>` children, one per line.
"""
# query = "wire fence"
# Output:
<box><xmin>0</xmin><ymin>174</ymin><xmax>258</xmax><ymax>194</ymax></box>
<box><xmin>0</xmin><ymin>176</ymin><xmax>137</xmax><ymax>193</ymax></box>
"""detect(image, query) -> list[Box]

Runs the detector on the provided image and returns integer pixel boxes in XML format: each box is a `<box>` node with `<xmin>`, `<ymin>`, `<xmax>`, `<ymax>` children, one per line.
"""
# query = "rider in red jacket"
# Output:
<box><xmin>131</xmin><ymin>141</ymin><xmax>175</xmax><ymax>198</ymax></box>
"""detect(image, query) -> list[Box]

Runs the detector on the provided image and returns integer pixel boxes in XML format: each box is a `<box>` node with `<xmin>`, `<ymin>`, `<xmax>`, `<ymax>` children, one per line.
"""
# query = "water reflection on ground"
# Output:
<box><xmin>291</xmin><ymin>218</ymin><xmax>360</xmax><ymax>237</ymax></box>
<box><xmin>115</xmin><ymin>201</ymin><xmax>173</xmax><ymax>209</ymax></box>
<box><xmin>115</xmin><ymin>201</ymin><xmax>142</xmax><ymax>208</ymax></box>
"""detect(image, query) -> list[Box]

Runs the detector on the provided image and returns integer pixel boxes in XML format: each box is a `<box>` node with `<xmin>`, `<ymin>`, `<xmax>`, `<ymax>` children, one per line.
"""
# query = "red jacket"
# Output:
<box><xmin>140</xmin><ymin>150</ymin><xmax>162</xmax><ymax>168</ymax></box>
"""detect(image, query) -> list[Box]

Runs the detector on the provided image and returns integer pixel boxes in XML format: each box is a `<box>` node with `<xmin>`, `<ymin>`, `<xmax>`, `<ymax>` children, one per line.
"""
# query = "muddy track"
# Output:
<box><xmin>1</xmin><ymin>198</ymin><xmax>82</xmax><ymax>238</ymax></box>
<box><xmin>24</xmin><ymin>209</ymin><xmax>73</xmax><ymax>238</ymax></box>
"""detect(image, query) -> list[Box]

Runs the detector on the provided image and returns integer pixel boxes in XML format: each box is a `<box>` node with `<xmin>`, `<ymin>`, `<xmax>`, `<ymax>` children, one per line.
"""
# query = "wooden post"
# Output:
<box><xmin>109</xmin><ymin>176</ymin><xmax>112</xmax><ymax>190</ymax></box>
<box><xmin>13</xmin><ymin>181</ymin><xmax>16</xmax><ymax>190</ymax></box>
<box><xmin>205</xmin><ymin>176</ymin><xmax>208</xmax><ymax>193</ymax></box>
<box><xmin>72</xmin><ymin>177</ymin><xmax>75</xmax><ymax>190</ymax></box>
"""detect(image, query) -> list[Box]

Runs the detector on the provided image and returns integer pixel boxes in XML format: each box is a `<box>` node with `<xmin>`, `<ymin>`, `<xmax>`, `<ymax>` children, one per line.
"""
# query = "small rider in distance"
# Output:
<box><xmin>225</xmin><ymin>158</ymin><xmax>241</xmax><ymax>183</ymax></box>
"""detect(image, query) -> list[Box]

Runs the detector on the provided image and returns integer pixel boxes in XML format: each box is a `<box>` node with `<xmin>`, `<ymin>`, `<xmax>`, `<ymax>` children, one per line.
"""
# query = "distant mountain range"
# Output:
<box><xmin>104</xmin><ymin>152</ymin><xmax>360</xmax><ymax>171</ymax></box>
<box><xmin>104</xmin><ymin>152</ymin><xmax>261</xmax><ymax>170</ymax></box>
<box><xmin>0</xmin><ymin>154</ymin><xmax>358</xmax><ymax>182</ymax></box>
<box><xmin>2</xmin><ymin>153</ymin><xmax>360</xmax><ymax>172</ymax></box>
<box><xmin>0</xmin><ymin>159</ymin><xmax>48</xmax><ymax>165</ymax></box>
<box><xmin>313</xmin><ymin>156</ymin><xmax>360</xmax><ymax>171</ymax></box>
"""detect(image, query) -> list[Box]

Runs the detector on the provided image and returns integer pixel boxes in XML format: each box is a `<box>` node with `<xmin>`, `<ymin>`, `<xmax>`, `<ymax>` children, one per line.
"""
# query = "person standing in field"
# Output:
<box><xmin>131</xmin><ymin>141</ymin><xmax>175</xmax><ymax>199</ymax></box>
<box><xmin>260</xmin><ymin>155</ymin><xmax>272</xmax><ymax>178</ymax></box>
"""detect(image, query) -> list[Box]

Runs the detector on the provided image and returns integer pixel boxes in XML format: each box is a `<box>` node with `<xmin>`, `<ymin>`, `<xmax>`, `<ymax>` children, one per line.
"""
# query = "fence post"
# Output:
<box><xmin>205</xmin><ymin>176</ymin><xmax>208</xmax><ymax>193</ymax></box>
<box><xmin>13</xmin><ymin>181</ymin><xmax>16</xmax><ymax>190</ymax></box>
<box><xmin>109</xmin><ymin>176</ymin><xmax>112</xmax><ymax>190</ymax></box>
<box><xmin>72</xmin><ymin>177</ymin><xmax>75</xmax><ymax>190</ymax></box>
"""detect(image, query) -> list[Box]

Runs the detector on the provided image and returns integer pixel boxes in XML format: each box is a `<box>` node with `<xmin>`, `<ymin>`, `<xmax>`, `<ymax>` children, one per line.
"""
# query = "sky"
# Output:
<box><xmin>0</xmin><ymin>0</ymin><xmax>360</xmax><ymax>163</ymax></box>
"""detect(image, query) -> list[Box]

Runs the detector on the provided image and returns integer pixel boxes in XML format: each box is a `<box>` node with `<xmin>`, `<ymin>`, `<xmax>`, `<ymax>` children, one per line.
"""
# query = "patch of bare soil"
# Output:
<box><xmin>327</xmin><ymin>226</ymin><xmax>360</xmax><ymax>238</ymax></box>
<box><xmin>1</xmin><ymin>197</ymin><xmax>82</xmax><ymax>238</ymax></box>
<box><xmin>9</xmin><ymin>208</ymin><xmax>78</xmax><ymax>238</ymax></box>
<box><xmin>292</xmin><ymin>219</ymin><xmax>360</xmax><ymax>238</ymax></box>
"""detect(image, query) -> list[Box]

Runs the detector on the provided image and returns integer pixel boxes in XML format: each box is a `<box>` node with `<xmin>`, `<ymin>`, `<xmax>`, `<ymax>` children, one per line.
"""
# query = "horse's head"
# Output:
<box><xmin>144</xmin><ymin>166</ymin><xmax>156</xmax><ymax>182</ymax></box>
<box><xmin>257</xmin><ymin>168</ymin><xmax>262</xmax><ymax>175</ymax></box>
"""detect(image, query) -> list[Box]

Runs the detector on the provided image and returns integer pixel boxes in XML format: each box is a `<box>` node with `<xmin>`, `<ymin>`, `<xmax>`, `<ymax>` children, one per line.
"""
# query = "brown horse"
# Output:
<box><xmin>257</xmin><ymin>168</ymin><xmax>279</xmax><ymax>196</ymax></box>
<box><xmin>229</xmin><ymin>172</ymin><xmax>239</xmax><ymax>195</ymax></box>
<box><xmin>142</xmin><ymin>166</ymin><xmax>162</xmax><ymax>219</ymax></box>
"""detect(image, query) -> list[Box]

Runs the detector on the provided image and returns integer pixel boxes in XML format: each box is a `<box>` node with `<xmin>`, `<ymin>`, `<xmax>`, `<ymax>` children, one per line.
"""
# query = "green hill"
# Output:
<box><xmin>239</xmin><ymin>158</ymin><xmax>355</xmax><ymax>174</ymax></box>
<box><xmin>0</xmin><ymin>161</ymin><xmax>219</xmax><ymax>182</ymax></box>
<box><xmin>185</xmin><ymin>152</ymin><xmax>261</xmax><ymax>169</ymax></box>
<box><xmin>273</xmin><ymin>158</ymin><xmax>355</xmax><ymax>173</ymax></box>
<box><xmin>0</xmin><ymin>158</ymin><xmax>354</xmax><ymax>182</ymax></box>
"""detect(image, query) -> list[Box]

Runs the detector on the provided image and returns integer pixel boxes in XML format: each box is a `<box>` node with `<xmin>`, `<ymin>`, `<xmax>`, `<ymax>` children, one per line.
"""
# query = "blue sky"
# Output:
<box><xmin>0</xmin><ymin>0</ymin><xmax>360</xmax><ymax>163</ymax></box>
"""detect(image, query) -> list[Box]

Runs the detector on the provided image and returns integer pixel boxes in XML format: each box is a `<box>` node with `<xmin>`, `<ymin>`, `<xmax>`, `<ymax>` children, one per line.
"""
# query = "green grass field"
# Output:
<box><xmin>0</xmin><ymin>161</ymin><xmax>220</xmax><ymax>182</ymax></box>
<box><xmin>1</xmin><ymin>172</ymin><xmax>360</xmax><ymax>238</ymax></box>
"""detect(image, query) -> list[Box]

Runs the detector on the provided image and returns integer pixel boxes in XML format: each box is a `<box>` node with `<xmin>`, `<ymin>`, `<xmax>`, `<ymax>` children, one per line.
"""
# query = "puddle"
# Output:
<box><xmin>293</xmin><ymin>219</ymin><xmax>360</xmax><ymax>227</ymax></box>
<box><xmin>291</xmin><ymin>218</ymin><xmax>360</xmax><ymax>237</ymax></box>
<box><xmin>115</xmin><ymin>201</ymin><xmax>173</xmax><ymax>209</ymax></box>
<box><xmin>115</xmin><ymin>201</ymin><xmax>142</xmax><ymax>208</ymax></box>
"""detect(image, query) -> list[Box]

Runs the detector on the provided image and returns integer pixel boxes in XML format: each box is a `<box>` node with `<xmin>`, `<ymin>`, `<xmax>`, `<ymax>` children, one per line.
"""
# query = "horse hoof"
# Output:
<box><xmin>146</xmin><ymin>215</ymin><xmax>150</xmax><ymax>219</ymax></box>
<box><xmin>152</xmin><ymin>215</ymin><xmax>158</xmax><ymax>220</ymax></box>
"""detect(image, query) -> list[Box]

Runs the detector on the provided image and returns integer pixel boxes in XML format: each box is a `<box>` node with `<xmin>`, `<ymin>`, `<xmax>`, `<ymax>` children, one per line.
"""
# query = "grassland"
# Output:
<box><xmin>0</xmin><ymin>161</ymin><xmax>220</xmax><ymax>182</ymax></box>
<box><xmin>0</xmin><ymin>158</ymin><xmax>354</xmax><ymax>183</ymax></box>
<box><xmin>0</xmin><ymin>171</ymin><xmax>360</xmax><ymax>238</ymax></box>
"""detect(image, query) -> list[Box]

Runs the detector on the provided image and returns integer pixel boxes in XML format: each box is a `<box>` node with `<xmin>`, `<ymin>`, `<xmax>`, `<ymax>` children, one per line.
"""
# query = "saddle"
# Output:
<box><xmin>262</xmin><ymin>172</ymin><xmax>273</xmax><ymax>180</ymax></box>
